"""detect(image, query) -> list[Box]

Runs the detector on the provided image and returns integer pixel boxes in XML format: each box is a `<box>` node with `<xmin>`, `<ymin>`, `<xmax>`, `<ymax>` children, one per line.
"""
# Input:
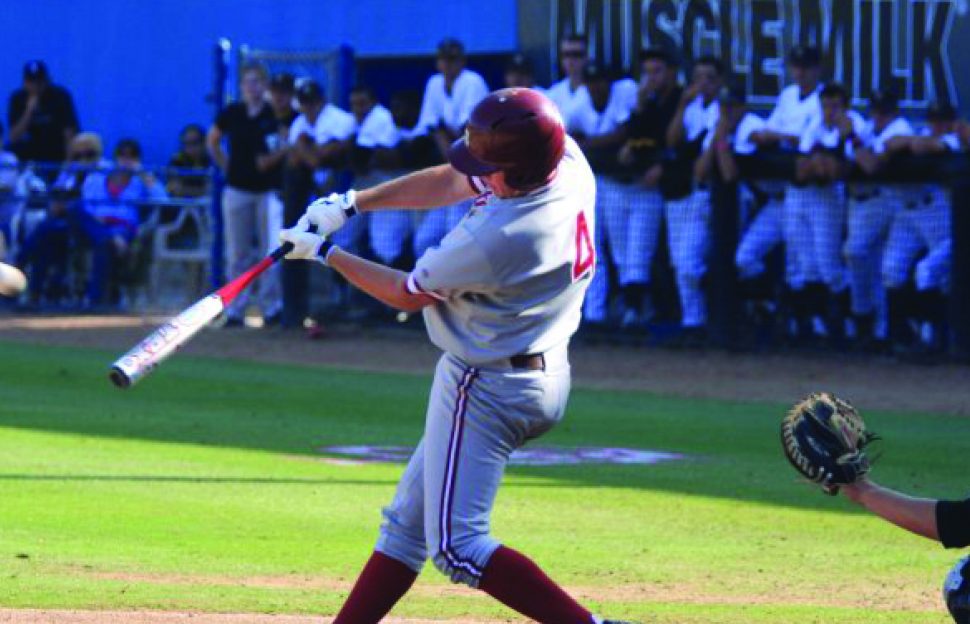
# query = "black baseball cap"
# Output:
<box><xmin>269</xmin><ymin>73</ymin><xmax>295</xmax><ymax>92</ymax></box>
<box><xmin>788</xmin><ymin>45</ymin><xmax>821</xmax><ymax>68</ymax></box>
<box><xmin>640</xmin><ymin>46</ymin><xmax>677</xmax><ymax>66</ymax></box>
<box><xmin>295</xmin><ymin>79</ymin><xmax>324</xmax><ymax>104</ymax></box>
<box><xmin>437</xmin><ymin>38</ymin><xmax>465</xmax><ymax>60</ymax></box>
<box><xmin>23</xmin><ymin>60</ymin><xmax>49</xmax><ymax>81</ymax></box>
<box><xmin>869</xmin><ymin>88</ymin><xmax>899</xmax><ymax>114</ymax></box>
<box><xmin>927</xmin><ymin>101</ymin><xmax>957</xmax><ymax>122</ymax></box>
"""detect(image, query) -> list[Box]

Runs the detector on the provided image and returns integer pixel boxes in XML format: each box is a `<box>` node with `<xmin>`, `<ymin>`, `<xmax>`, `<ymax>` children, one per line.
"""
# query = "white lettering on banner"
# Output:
<box><xmin>552</xmin><ymin>0</ymin><xmax>961</xmax><ymax>108</ymax></box>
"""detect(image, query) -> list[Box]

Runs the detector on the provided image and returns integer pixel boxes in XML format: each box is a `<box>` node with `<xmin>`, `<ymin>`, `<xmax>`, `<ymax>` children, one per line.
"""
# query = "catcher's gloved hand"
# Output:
<box><xmin>781</xmin><ymin>392</ymin><xmax>877</xmax><ymax>495</ymax></box>
<box><xmin>303</xmin><ymin>190</ymin><xmax>358</xmax><ymax>236</ymax></box>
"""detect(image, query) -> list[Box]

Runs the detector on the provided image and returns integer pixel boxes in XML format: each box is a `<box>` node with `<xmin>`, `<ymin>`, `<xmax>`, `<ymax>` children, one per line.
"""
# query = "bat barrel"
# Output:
<box><xmin>107</xmin><ymin>294</ymin><xmax>225</xmax><ymax>389</ymax></box>
<box><xmin>109</xmin><ymin>366</ymin><xmax>133</xmax><ymax>389</ymax></box>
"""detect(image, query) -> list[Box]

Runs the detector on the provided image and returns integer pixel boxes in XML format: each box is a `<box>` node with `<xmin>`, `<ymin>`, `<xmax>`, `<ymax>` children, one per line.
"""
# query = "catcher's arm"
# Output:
<box><xmin>843</xmin><ymin>479</ymin><xmax>970</xmax><ymax>548</ymax></box>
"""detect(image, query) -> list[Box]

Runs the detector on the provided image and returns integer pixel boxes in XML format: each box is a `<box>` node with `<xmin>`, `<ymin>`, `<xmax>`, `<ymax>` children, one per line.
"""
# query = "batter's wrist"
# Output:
<box><xmin>316</xmin><ymin>241</ymin><xmax>339</xmax><ymax>266</ymax></box>
<box><xmin>343</xmin><ymin>189</ymin><xmax>358</xmax><ymax>218</ymax></box>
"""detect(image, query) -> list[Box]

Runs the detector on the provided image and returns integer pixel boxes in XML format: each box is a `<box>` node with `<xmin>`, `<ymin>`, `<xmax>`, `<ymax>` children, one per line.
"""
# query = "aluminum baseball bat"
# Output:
<box><xmin>108</xmin><ymin>242</ymin><xmax>293</xmax><ymax>389</ymax></box>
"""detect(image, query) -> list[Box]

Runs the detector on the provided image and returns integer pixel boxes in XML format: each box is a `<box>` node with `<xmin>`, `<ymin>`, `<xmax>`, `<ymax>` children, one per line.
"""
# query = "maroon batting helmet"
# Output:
<box><xmin>448</xmin><ymin>87</ymin><xmax>566</xmax><ymax>191</ymax></box>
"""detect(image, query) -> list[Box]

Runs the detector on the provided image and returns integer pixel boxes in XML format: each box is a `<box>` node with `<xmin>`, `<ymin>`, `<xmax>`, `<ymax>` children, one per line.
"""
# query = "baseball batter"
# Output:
<box><xmin>279</xmin><ymin>88</ymin><xmax>628</xmax><ymax>624</ymax></box>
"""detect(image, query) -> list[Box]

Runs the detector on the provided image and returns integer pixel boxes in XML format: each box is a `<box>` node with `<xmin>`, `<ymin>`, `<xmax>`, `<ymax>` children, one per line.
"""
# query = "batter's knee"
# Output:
<box><xmin>375</xmin><ymin>506</ymin><xmax>427</xmax><ymax>574</ymax></box>
<box><xmin>428</xmin><ymin>532</ymin><xmax>500</xmax><ymax>588</ymax></box>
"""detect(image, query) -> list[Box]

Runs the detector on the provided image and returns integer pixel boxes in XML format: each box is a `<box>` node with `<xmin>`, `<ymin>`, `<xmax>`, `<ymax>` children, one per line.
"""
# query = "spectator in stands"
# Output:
<box><xmin>880</xmin><ymin>101</ymin><xmax>960</xmax><ymax>354</ymax></box>
<box><xmin>0</xmin><ymin>122</ymin><xmax>20</xmax><ymax>257</ymax></box>
<box><xmin>664</xmin><ymin>55</ymin><xmax>724</xmax><ymax>344</ymax></box>
<box><xmin>546</xmin><ymin>34</ymin><xmax>589</xmax><ymax>121</ymax></box>
<box><xmin>786</xmin><ymin>83</ymin><xmax>866</xmax><ymax>347</ymax></box>
<box><xmin>844</xmin><ymin>89</ymin><xmax>914</xmax><ymax>348</ymax></box>
<box><xmin>751</xmin><ymin>46</ymin><xmax>822</xmax><ymax>150</ymax></box>
<box><xmin>749</xmin><ymin>45</ymin><xmax>824</xmax><ymax>345</ymax></box>
<box><xmin>255</xmin><ymin>73</ymin><xmax>298</xmax><ymax>325</ymax></box>
<box><xmin>412</xmin><ymin>38</ymin><xmax>488</xmax><ymax>257</ymax></box>
<box><xmin>258</xmin><ymin>73</ymin><xmax>298</xmax><ymax>183</ymax></box>
<box><xmin>14</xmin><ymin>132</ymin><xmax>103</xmax><ymax>302</ymax></box>
<box><xmin>166</xmin><ymin>124</ymin><xmax>211</xmax><ymax>198</ymax></box>
<box><xmin>206</xmin><ymin>61</ymin><xmax>279</xmax><ymax>327</ymax></box>
<box><xmin>383</xmin><ymin>90</ymin><xmax>439</xmax><ymax>170</ymax></box>
<box><xmin>566</xmin><ymin>65</ymin><xmax>636</xmax><ymax>325</ymax></box>
<box><xmin>348</xmin><ymin>85</ymin><xmax>413</xmax><ymax>272</ymax></box>
<box><xmin>281</xmin><ymin>78</ymin><xmax>356</xmax><ymax>328</ymax></box>
<box><xmin>6</xmin><ymin>61</ymin><xmax>79</xmax><ymax>172</ymax></box>
<box><xmin>503</xmin><ymin>54</ymin><xmax>536</xmax><ymax>89</ymax></box>
<box><xmin>17</xmin><ymin>137</ymin><xmax>164</xmax><ymax>308</ymax></box>
<box><xmin>78</xmin><ymin>138</ymin><xmax>166</xmax><ymax>306</ymax></box>
<box><xmin>604</xmin><ymin>47</ymin><xmax>683</xmax><ymax>329</ymax></box>
<box><xmin>288</xmin><ymin>79</ymin><xmax>356</xmax><ymax>174</ymax></box>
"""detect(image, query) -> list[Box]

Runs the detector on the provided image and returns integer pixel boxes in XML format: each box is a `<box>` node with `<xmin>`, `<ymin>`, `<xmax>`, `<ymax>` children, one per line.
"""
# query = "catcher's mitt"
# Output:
<box><xmin>781</xmin><ymin>392</ymin><xmax>877</xmax><ymax>495</ymax></box>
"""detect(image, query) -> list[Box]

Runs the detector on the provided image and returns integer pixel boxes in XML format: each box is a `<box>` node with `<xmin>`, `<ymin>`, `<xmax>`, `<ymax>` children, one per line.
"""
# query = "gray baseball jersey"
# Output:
<box><xmin>405</xmin><ymin>136</ymin><xmax>596</xmax><ymax>364</ymax></box>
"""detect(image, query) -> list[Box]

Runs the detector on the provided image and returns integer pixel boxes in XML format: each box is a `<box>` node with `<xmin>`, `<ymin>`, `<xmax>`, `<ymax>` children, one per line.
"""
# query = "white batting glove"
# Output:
<box><xmin>278</xmin><ymin>228</ymin><xmax>337</xmax><ymax>265</ymax></box>
<box><xmin>304</xmin><ymin>190</ymin><xmax>358</xmax><ymax>236</ymax></box>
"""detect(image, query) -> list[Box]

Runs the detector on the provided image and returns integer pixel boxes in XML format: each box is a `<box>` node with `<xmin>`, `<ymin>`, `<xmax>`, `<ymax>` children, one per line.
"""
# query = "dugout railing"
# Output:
<box><xmin>708</xmin><ymin>152</ymin><xmax>970</xmax><ymax>361</ymax></box>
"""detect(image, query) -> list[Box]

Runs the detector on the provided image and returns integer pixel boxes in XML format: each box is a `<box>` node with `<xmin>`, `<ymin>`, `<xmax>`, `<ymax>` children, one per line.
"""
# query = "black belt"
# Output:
<box><xmin>509</xmin><ymin>353</ymin><xmax>545</xmax><ymax>371</ymax></box>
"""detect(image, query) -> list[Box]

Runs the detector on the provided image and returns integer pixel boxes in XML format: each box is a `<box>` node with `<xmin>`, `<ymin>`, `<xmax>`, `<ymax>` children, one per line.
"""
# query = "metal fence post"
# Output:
<box><xmin>209</xmin><ymin>38</ymin><xmax>231</xmax><ymax>289</ymax></box>
<box><xmin>950</xmin><ymin>180</ymin><xmax>970</xmax><ymax>361</ymax></box>
<box><xmin>708</xmin><ymin>170</ymin><xmax>741</xmax><ymax>349</ymax></box>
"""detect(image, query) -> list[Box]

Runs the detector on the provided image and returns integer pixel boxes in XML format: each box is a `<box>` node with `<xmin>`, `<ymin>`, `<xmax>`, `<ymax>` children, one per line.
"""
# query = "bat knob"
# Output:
<box><xmin>109</xmin><ymin>367</ymin><xmax>132</xmax><ymax>389</ymax></box>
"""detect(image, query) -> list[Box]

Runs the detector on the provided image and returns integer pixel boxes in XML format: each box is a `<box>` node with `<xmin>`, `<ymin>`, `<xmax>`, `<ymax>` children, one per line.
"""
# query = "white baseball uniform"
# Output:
<box><xmin>765</xmin><ymin>84</ymin><xmax>822</xmax><ymax>142</ymax></box>
<box><xmin>665</xmin><ymin>95</ymin><xmax>719</xmax><ymax>328</ymax></box>
<box><xmin>413</xmin><ymin>69</ymin><xmax>490</xmax><ymax>259</ymax></box>
<box><xmin>376</xmin><ymin>137</ymin><xmax>595</xmax><ymax>587</ymax></box>
<box><xmin>289</xmin><ymin>104</ymin><xmax>361</xmax><ymax>250</ymax></box>
<box><xmin>565</xmin><ymin>82</ymin><xmax>638</xmax><ymax>323</ymax></box>
<box><xmin>545</xmin><ymin>78</ymin><xmax>590</xmax><ymax>124</ymax></box>
<box><xmin>763</xmin><ymin>84</ymin><xmax>824</xmax><ymax>292</ymax></box>
<box><xmin>781</xmin><ymin>110</ymin><xmax>867</xmax><ymax>292</ymax></box>
<box><xmin>882</xmin><ymin>130</ymin><xmax>959</xmax><ymax>292</ymax></box>
<box><xmin>844</xmin><ymin>115</ymin><xmax>914</xmax><ymax>315</ymax></box>
<box><xmin>353</xmin><ymin>104</ymin><xmax>414</xmax><ymax>265</ymax></box>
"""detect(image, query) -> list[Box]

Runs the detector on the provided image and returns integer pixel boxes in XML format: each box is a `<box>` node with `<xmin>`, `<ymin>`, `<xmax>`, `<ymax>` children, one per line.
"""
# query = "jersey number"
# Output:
<box><xmin>572</xmin><ymin>211</ymin><xmax>595</xmax><ymax>281</ymax></box>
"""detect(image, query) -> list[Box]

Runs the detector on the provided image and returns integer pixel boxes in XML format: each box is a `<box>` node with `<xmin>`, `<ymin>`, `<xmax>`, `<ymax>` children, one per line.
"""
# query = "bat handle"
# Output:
<box><xmin>268</xmin><ymin>223</ymin><xmax>317</xmax><ymax>261</ymax></box>
<box><xmin>269</xmin><ymin>242</ymin><xmax>294</xmax><ymax>262</ymax></box>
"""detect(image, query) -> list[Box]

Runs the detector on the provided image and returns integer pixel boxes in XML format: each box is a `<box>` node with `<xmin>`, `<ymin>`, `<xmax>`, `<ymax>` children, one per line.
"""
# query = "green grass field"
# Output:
<box><xmin>0</xmin><ymin>339</ymin><xmax>966</xmax><ymax>622</ymax></box>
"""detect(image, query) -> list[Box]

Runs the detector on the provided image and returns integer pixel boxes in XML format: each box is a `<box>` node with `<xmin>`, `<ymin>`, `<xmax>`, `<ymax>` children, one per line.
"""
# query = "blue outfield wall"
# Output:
<box><xmin>0</xmin><ymin>0</ymin><xmax>519</xmax><ymax>166</ymax></box>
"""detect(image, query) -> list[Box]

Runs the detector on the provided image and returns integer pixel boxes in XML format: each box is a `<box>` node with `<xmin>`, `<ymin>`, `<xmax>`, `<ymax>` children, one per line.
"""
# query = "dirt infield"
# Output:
<box><xmin>0</xmin><ymin>313</ymin><xmax>968</xmax><ymax>415</ymax></box>
<box><xmin>0</xmin><ymin>612</ymin><xmax>503</xmax><ymax>624</ymax></box>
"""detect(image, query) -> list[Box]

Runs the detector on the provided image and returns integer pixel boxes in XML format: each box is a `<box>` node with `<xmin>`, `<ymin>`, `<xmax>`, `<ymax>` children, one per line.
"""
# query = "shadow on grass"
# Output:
<box><xmin>0</xmin><ymin>340</ymin><xmax>966</xmax><ymax>511</ymax></box>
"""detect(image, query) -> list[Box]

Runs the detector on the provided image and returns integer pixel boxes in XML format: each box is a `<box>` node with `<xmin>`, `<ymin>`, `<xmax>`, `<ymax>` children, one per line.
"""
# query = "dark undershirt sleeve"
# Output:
<box><xmin>936</xmin><ymin>498</ymin><xmax>970</xmax><ymax>549</ymax></box>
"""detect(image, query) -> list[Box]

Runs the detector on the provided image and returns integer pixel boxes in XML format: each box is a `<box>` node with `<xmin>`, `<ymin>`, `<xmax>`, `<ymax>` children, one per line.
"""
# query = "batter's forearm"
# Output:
<box><xmin>327</xmin><ymin>249</ymin><xmax>435</xmax><ymax>313</ymax></box>
<box><xmin>356</xmin><ymin>164</ymin><xmax>474</xmax><ymax>213</ymax></box>
<box><xmin>845</xmin><ymin>480</ymin><xmax>940</xmax><ymax>542</ymax></box>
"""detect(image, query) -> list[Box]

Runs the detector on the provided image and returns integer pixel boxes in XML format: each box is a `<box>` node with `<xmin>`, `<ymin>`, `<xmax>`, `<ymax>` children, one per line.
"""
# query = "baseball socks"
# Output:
<box><xmin>479</xmin><ymin>545</ymin><xmax>599</xmax><ymax>624</ymax></box>
<box><xmin>332</xmin><ymin>550</ymin><xmax>418</xmax><ymax>624</ymax></box>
